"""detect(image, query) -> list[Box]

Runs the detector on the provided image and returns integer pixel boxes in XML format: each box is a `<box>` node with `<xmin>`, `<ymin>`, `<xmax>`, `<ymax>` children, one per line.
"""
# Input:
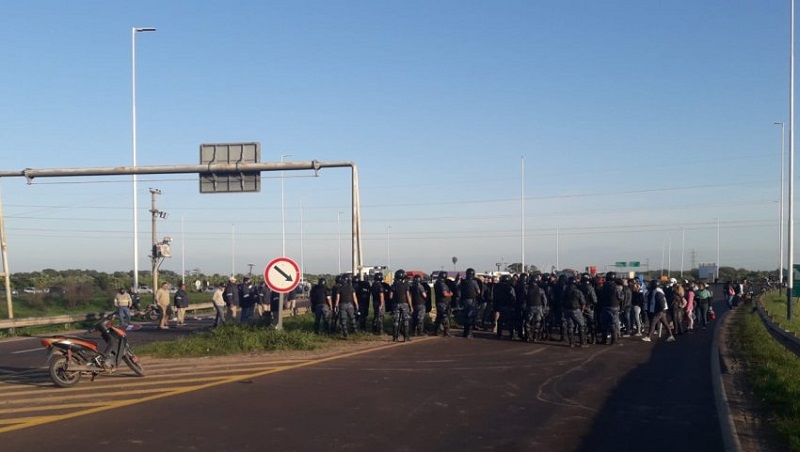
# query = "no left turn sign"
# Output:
<box><xmin>264</xmin><ymin>257</ymin><xmax>301</xmax><ymax>293</ymax></box>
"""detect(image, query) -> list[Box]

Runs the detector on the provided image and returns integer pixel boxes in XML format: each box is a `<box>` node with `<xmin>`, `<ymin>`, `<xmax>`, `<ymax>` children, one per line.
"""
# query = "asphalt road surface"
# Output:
<box><xmin>0</xmin><ymin>308</ymin><xmax>724</xmax><ymax>452</ymax></box>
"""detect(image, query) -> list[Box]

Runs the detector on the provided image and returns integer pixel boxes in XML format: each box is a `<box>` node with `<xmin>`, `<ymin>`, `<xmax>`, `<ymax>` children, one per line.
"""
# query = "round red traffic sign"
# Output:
<box><xmin>264</xmin><ymin>257</ymin><xmax>301</xmax><ymax>293</ymax></box>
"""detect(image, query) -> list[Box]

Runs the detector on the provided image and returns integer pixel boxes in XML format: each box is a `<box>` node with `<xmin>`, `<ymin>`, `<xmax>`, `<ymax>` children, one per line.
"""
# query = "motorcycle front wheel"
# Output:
<box><xmin>49</xmin><ymin>355</ymin><xmax>82</xmax><ymax>388</ymax></box>
<box><xmin>123</xmin><ymin>349</ymin><xmax>146</xmax><ymax>377</ymax></box>
<box><xmin>147</xmin><ymin>306</ymin><xmax>160</xmax><ymax>322</ymax></box>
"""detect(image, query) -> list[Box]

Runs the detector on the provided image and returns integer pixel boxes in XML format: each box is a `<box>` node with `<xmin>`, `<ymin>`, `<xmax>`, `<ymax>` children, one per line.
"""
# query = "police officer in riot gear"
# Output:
<box><xmin>579</xmin><ymin>274</ymin><xmax>599</xmax><ymax>344</ymax></box>
<box><xmin>433</xmin><ymin>271</ymin><xmax>453</xmax><ymax>336</ymax></box>
<box><xmin>493</xmin><ymin>274</ymin><xmax>517</xmax><ymax>340</ymax></box>
<box><xmin>548</xmin><ymin>274</ymin><xmax>568</xmax><ymax>341</ymax></box>
<box><xmin>599</xmin><ymin>271</ymin><xmax>624</xmax><ymax>345</ymax></box>
<box><xmin>523</xmin><ymin>275</ymin><xmax>547</xmax><ymax>342</ymax></box>
<box><xmin>334</xmin><ymin>274</ymin><xmax>359</xmax><ymax>337</ymax></box>
<box><xmin>370</xmin><ymin>272</ymin><xmax>387</xmax><ymax>334</ymax></box>
<box><xmin>459</xmin><ymin>268</ymin><xmax>481</xmax><ymax>338</ymax></box>
<box><xmin>390</xmin><ymin>269</ymin><xmax>413</xmax><ymax>342</ymax></box>
<box><xmin>310</xmin><ymin>278</ymin><xmax>332</xmax><ymax>334</ymax></box>
<box><xmin>514</xmin><ymin>273</ymin><xmax>529</xmax><ymax>339</ymax></box>
<box><xmin>409</xmin><ymin>274</ymin><xmax>428</xmax><ymax>336</ymax></box>
<box><xmin>354</xmin><ymin>274</ymin><xmax>371</xmax><ymax>332</ymax></box>
<box><xmin>562</xmin><ymin>276</ymin><xmax>587</xmax><ymax>347</ymax></box>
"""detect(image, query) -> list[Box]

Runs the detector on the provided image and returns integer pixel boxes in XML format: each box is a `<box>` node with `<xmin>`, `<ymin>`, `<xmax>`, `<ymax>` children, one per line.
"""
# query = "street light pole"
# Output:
<box><xmin>280</xmin><ymin>153</ymin><xmax>292</xmax><ymax>257</ymax></box>
<box><xmin>789</xmin><ymin>0</ymin><xmax>796</xmax><ymax>320</ymax></box>
<box><xmin>776</xmin><ymin>121</ymin><xmax>786</xmax><ymax>285</ymax></box>
<box><xmin>386</xmin><ymin>226</ymin><xmax>391</xmax><ymax>271</ymax></box>
<box><xmin>337</xmin><ymin>211</ymin><xmax>343</xmax><ymax>274</ymax></box>
<box><xmin>131</xmin><ymin>26</ymin><xmax>156</xmax><ymax>293</ymax></box>
<box><xmin>716</xmin><ymin>218</ymin><xmax>720</xmax><ymax>281</ymax></box>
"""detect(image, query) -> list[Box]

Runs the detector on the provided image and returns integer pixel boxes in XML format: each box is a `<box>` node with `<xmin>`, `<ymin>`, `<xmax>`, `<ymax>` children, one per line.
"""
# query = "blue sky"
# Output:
<box><xmin>0</xmin><ymin>1</ymin><xmax>792</xmax><ymax>277</ymax></box>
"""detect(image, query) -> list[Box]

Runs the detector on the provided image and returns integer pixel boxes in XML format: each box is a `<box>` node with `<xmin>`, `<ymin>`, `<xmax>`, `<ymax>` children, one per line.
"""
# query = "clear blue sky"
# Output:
<box><xmin>0</xmin><ymin>1</ymin><xmax>792</xmax><ymax>277</ymax></box>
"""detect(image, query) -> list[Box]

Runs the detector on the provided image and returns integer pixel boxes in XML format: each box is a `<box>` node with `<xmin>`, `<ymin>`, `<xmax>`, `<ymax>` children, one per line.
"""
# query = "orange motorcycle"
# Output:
<box><xmin>40</xmin><ymin>312</ymin><xmax>145</xmax><ymax>387</ymax></box>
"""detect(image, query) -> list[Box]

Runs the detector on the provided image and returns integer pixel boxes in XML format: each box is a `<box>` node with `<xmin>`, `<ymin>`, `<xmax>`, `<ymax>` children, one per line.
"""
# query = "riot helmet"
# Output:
<box><xmin>373</xmin><ymin>272</ymin><xmax>384</xmax><ymax>282</ymax></box>
<box><xmin>466</xmin><ymin>268</ymin><xmax>475</xmax><ymax>279</ymax></box>
<box><xmin>394</xmin><ymin>269</ymin><xmax>407</xmax><ymax>281</ymax></box>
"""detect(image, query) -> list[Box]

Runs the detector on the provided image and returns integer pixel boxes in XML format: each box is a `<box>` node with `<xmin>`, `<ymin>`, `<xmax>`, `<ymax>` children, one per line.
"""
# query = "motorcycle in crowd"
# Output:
<box><xmin>39</xmin><ymin>312</ymin><xmax>146</xmax><ymax>388</ymax></box>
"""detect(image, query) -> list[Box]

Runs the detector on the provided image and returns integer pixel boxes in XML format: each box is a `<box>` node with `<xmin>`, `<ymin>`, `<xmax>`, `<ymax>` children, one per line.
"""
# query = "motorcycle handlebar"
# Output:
<box><xmin>89</xmin><ymin>312</ymin><xmax>117</xmax><ymax>333</ymax></box>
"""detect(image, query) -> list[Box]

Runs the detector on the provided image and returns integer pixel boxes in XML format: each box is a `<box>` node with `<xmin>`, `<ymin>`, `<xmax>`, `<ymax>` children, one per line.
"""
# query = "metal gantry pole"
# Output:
<box><xmin>0</xmin><ymin>159</ymin><xmax>364</xmax><ymax>283</ymax></box>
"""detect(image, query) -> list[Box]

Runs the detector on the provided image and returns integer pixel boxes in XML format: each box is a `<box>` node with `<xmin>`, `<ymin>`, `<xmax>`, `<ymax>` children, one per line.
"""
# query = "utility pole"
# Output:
<box><xmin>149</xmin><ymin>188</ymin><xmax>169</xmax><ymax>300</ymax></box>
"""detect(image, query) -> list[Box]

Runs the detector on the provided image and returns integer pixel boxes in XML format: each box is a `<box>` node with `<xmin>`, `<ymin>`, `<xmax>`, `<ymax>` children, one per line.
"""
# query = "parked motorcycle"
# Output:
<box><xmin>40</xmin><ymin>312</ymin><xmax>146</xmax><ymax>388</ymax></box>
<box><xmin>132</xmin><ymin>302</ymin><xmax>162</xmax><ymax>321</ymax></box>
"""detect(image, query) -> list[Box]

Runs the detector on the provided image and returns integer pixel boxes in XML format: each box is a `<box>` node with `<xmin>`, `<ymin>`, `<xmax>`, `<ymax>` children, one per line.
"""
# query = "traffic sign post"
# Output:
<box><xmin>264</xmin><ymin>257</ymin><xmax>301</xmax><ymax>330</ymax></box>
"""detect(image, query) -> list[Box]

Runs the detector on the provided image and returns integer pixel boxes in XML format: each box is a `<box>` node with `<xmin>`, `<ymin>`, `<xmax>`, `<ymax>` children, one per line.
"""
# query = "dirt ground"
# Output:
<box><xmin>719</xmin><ymin>306</ymin><xmax>789</xmax><ymax>451</ymax></box>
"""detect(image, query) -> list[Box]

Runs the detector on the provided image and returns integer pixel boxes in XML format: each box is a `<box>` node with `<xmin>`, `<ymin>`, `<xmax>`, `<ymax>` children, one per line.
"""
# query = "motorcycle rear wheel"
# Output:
<box><xmin>49</xmin><ymin>355</ymin><xmax>82</xmax><ymax>388</ymax></box>
<box><xmin>123</xmin><ymin>350</ymin><xmax>146</xmax><ymax>377</ymax></box>
<box><xmin>147</xmin><ymin>307</ymin><xmax>160</xmax><ymax>322</ymax></box>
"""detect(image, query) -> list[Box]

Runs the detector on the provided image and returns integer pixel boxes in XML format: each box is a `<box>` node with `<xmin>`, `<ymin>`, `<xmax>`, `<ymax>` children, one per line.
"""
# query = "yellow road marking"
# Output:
<box><xmin>0</xmin><ymin>376</ymin><xmax>232</xmax><ymax>400</ymax></box>
<box><xmin>0</xmin><ymin>338</ymin><xmax>431</xmax><ymax>434</ymax></box>
<box><xmin>0</xmin><ymin>402</ymin><xmax>107</xmax><ymax>415</ymax></box>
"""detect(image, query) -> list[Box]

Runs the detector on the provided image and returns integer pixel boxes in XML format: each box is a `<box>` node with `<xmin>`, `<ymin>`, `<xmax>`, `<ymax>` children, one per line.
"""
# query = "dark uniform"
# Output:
<box><xmin>238</xmin><ymin>277</ymin><xmax>258</xmax><ymax>322</ymax></box>
<box><xmin>370</xmin><ymin>273</ymin><xmax>387</xmax><ymax>335</ymax></box>
<box><xmin>523</xmin><ymin>279</ymin><xmax>546</xmax><ymax>342</ymax></box>
<box><xmin>390</xmin><ymin>269</ymin><xmax>412</xmax><ymax>342</ymax></box>
<box><xmin>548</xmin><ymin>275</ymin><xmax>567</xmax><ymax>341</ymax></box>
<box><xmin>335</xmin><ymin>276</ymin><xmax>358</xmax><ymax>337</ymax></box>
<box><xmin>433</xmin><ymin>275</ymin><xmax>453</xmax><ymax>336</ymax></box>
<box><xmin>458</xmin><ymin>269</ymin><xmax>481</xmax><ymax>338</ymax></box>
<box><xmin>409</xmin><ymin>275</ymin><xmax>428</xmax><ymax>336</ymax></box>
<box><xmin>579</xmin><ymin>276</ymin><xmax>598</xmax><ymax>344</ymax></box>
<box><xmin>514</xmin><ymin>274</ymin><xmax>529</xmax><ymax>338</ymax></box>
<box><xmin>598</xmin><ymin>272</ymin><xmax>624</xmax><ymax>345</ymax></box>
<box><xmin>493</xmin><ymin>276</ymin><xmax>517</xmax><ymax>340</ymax></box>
<box><xmin>562</xmin><ymin>279</ymin><xmax>587</xmax><ymax>347</ymax></box>
<box><xmin>354</xmin><ymin>275</ymin><xmax>371</xmax><ymax>332</ymax></box>
<box><xmin>310</xmin><ymin>279</ymin><xmax>331</xmax><ymax>334</ymax></box>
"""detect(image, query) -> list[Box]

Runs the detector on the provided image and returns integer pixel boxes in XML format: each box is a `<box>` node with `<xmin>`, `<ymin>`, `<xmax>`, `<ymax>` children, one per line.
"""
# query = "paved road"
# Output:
<box><xmin>0</xmin><ymin>303</ymin><xmax>726</xmax><ymax>452</ymax></box>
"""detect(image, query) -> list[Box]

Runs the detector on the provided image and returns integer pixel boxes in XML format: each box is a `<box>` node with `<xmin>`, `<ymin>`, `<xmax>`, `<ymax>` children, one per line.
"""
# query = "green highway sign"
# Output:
<box><xmin>615</xmin><ymin>261</ymin><xmax>626</xmax><ymax>267</ymax></box>
<box><xmin>629</xmin><ymin>261</ymin><xmax>640</xmax><ymax>268</ymax></box>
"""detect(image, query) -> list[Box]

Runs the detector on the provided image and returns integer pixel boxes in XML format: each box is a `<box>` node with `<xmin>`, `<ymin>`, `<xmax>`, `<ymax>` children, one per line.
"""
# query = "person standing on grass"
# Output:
<box><xmin>310</xmin><ymin>278</ymin><xmax>332</xmax><ymax>334</ymax></box>
<box><xmin>211</xmin><ymin>282</ymin><xmax>226</xmax><ymax>328</ymax></box>
<box><xmin>224</xmin><ymin>276</ymin><xmax>240</xmax><ymax>323</ymax></box>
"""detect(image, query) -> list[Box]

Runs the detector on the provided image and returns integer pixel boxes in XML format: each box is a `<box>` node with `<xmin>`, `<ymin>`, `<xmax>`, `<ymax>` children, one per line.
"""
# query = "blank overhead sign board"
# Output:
<box><xmin>199</xmin><ymin>142</ymin><xmax>261</xmax><ymax>193</ymax></box>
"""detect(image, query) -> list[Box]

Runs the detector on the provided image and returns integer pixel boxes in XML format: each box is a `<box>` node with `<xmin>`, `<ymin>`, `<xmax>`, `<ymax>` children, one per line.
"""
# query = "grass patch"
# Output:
<box><xmin>760</xmin><ymin>291</ymin><xmax>800</xmax><ymax>333</ymax></box>
<box><xmin>136</xmin><ymin>314</ymin><xmax>381</xmax><ymax>358</ymax></box>
<box><xmin>732</xmin><ymin>304</ymin><xmax>800</xmax><ymax>450</ymax></box>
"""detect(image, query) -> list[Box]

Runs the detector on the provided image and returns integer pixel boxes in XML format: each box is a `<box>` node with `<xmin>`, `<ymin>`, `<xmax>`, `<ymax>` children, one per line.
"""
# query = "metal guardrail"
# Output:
<box><xmin>755</xmin><ymin>297</ymin><xmax>800</xmax><ymax>359</ymax></box>
<box><xmin>0</xmin><ymin>303</ymin><xmax>216</xmax><ymax>331</ymax></box>
<box><xmin>0</xmin><ymin>300</ymin><xmax>311</xmax><ymax>331</ymax></box>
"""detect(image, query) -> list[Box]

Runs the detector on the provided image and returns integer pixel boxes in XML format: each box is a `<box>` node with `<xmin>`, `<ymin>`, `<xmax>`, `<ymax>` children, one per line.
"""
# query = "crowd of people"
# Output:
<box><xmin>113</xmin><ymin>268</ymin><xmax>748</xmax><ymax>345</ymax></box>
<box><xmin>308</xmin><ymin>268</ymin><xmax>745</xmax><ymax>347</ymax></box>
